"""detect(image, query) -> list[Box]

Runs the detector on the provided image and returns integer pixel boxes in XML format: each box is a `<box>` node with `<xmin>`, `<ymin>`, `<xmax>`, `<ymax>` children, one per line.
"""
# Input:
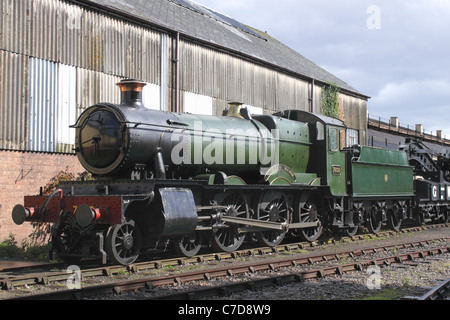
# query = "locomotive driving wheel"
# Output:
<box><xmin>256</xmin><ymin>191</ymin><xmax>290</xmax><ymax>247</ymax></box>
<box><xmin>297</xmin><ymin>192</ymin><xmax>324</xmax><ymax>242</ymax></box>
<box><xmin>106</xmin><ymin>220</ymin><xmax>142</xmax><ymax>265</ymax></box>
<box><xmin>209</xmin><ymin>192</ymin><xmax>249</xmax><ymax>253</ymax></box>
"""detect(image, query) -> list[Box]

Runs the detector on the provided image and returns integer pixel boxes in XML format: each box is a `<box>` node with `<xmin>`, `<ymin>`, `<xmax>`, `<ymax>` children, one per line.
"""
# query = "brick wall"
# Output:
<box><xmin>0</xmin><ymin>150</ymin><xmax>85</xmax><ymax>245</ymax></box>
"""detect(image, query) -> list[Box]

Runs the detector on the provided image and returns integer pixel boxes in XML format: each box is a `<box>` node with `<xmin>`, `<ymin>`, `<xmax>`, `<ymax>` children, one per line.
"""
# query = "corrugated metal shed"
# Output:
<box><xmin>0</xmin><ymin>0</ymin><xmax>369</xmax><ymax>153</ymax></box>
<box><xmin>84</xmin><ymin>0</ymin><xmax>366</xmax><ymax>97</ymax></box>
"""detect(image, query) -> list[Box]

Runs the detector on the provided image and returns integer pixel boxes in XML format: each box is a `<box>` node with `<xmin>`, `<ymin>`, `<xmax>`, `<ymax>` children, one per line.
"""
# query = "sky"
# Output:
<box><xmin>197</xmin><ymin>0</ymin><xmax>450</xmax><ymax>138</ymax></box>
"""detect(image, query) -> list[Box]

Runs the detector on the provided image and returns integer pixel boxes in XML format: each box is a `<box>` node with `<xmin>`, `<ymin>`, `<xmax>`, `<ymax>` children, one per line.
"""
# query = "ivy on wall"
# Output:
<box><xmin>321</xmin><ymin>81</ymin><xmax>340</xmax><ymax>119</ymax></box>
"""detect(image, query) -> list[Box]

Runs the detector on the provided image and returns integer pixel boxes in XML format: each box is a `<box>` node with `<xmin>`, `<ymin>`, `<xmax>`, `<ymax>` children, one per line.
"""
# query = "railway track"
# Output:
<box><xmin>0</xmin><ymin>223</ymin><xmax>447</xmax><ymax>292</ymax></box>
<box><xmin>5</xmin><ymin>236</ymin><xmax>450</xmax><ymax>300</ymax></box>
<box><xmin>153</xmin><ymin>261</ymin><xmax>450</xmax><ymax>301</ymax></box>
<box><xmin>404</xmin><ymin>278</ymin><xmax>450</xmax><ymax>300</ymax></box>
<box><xmin>145</xmin><ymin>243</ymin><xmax>450</xmax><ymax>300</ymax></box>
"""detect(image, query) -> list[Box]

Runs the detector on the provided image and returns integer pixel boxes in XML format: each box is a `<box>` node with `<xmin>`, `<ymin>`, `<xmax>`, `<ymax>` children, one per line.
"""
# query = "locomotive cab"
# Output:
<box><xmin>276</xmin><ymin>110</ymin><xmax>347</xmax><ymax>196</ymax></box>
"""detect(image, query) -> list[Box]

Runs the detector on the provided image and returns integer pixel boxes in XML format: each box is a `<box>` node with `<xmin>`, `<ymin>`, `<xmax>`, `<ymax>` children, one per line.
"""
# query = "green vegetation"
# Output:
<box><xmin>0</xmin><ymin>234</ymin><xmax>50</xmax><ymax>262</ymax></box>
<box><xmin>42</xmin><ymin>166</ymin><xmax>93</xmax><ymax>196</ymax></box>
<box><xmin>360</xmin><ymin>288</ymin><xmax>407</xmax><ymax>300</ymax></box>
<box><xmin>321</xmin><ymin>81</ymin><xmax>340</xmax><ymax>119</ymax></box>
<box><xmin>30</xmin><ymin>167</ymin><xmax>94</xmax><ymax>244</ymax></box>
<box><xmin>2</xmin><ymin>167</ymin><xmax>93</xmax><ymax>261</ymax></box>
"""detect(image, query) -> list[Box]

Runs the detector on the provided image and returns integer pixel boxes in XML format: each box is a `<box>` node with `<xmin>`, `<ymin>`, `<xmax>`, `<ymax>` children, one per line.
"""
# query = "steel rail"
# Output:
<box><xmin>1</xmin><ymin>233</ymin><xmax>448</xmax><ymax>291</ymax></box>
<box><xmin>404</xmin><ymin>278</ymin><xmax>450</xmax><ymax>300</ymax></box>
<box><xmin>7</xmin><ymin>242</ymin><xmax>450</xmax><ymax>300</ymax></box>
<box><xmin>150</xmin><ymin>247</ymin><xmax>450</xmax><ymax>300</ymax></box>
<box><xmin>1</xmin><ymin>223</ymin><xmax>447</xmax><ymax>284</ymax></box>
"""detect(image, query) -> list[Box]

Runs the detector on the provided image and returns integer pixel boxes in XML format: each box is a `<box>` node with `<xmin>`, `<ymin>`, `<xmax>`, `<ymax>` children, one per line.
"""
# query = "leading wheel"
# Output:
<box><xmin>106</xmin><ymin>220</ymin><xmax>142</xmax><ymax>265</ymax></box>
<box><xmin>209</xmin><ymin>192</ymin><xmax>249</xmax><ymax>253</ymax></box>
<box><xmin>255</xmin><ymin>191</ymin><xmax>289</xmax><ymax>247</ymax></box>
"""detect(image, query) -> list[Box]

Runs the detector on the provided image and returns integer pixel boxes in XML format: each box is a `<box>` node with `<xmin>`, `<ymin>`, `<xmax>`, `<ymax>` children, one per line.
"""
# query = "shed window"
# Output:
<box><xmin>346</xmin><ymin>128</ymin><xmax>359</xmax><ymax>147</ymax></box>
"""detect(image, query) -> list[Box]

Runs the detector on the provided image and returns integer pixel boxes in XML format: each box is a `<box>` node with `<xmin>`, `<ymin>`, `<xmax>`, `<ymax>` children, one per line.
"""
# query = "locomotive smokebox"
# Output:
<box><xmin>117</xmin><ymin>79</ymin><xmax>147</xmax><ymax>108</ymax></box>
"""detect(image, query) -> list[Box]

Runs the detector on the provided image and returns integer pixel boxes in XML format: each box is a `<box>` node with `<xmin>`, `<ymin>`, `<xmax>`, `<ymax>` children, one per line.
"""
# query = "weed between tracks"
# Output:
<box><xmin>360</xmin><ymin>287</ymin><xmax>407</xmax><ymax>300</ymax></box>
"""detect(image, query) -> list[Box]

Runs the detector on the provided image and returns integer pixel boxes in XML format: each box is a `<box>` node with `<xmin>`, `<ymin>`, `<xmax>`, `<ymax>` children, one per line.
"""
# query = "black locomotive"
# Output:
<box><xmin>12</xmin><ymin>79</ymin><xmax>450</xmax><ymax>265</ymax></box>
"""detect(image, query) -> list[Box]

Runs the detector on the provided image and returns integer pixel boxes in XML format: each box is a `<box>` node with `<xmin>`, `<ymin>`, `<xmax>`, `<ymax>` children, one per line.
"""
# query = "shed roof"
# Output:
<box><xmin>76</xmin><ymin>0</ymin><xmax>368</xmax><ymax>99</ymax></box>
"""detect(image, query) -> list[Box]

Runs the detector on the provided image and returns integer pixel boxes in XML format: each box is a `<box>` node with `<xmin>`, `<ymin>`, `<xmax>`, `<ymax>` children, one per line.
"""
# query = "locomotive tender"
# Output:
<box><xmin>12</xmin><ymin>80</ymin><xmax>450</xmax><ymax>265</ymax></box>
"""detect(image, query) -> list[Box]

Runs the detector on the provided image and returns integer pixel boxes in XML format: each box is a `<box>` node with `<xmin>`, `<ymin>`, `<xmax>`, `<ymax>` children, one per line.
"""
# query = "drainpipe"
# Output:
<box><xmin>310</xmin><ymin>79</ymin><xmax>315</xmax><ymax>113</ymax></box>
<box><xmin>174</xmin><ymin>32</ymin><xmax>180</xmax><ymax>113</ymax></box>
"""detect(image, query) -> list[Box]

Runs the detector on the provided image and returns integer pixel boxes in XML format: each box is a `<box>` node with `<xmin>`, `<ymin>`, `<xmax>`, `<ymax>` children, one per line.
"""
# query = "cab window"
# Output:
<box><xmin>316</xmin><ymin>122</ymin><xmax>324</xmax><ymax>141</ymax></box>
<box><xmin>328</xmin><ymin>127</ymin><xmax>339</xmax><ymax>152</ymax></box>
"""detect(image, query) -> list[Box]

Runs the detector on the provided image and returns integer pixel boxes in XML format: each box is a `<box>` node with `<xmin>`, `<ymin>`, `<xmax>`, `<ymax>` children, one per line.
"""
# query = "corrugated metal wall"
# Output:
<box><xmin>0</xmin><ymin>0</ymin><xmax>163</xmax><ymax>153</ymax></box>
<box><xmin>76</xmin><ymin>67</ymin><xmax>121</xmax><ymax>111</ymax></box>
<box><xmin>28</xmin><ymin>57</ymin><xmax>58</xmax><ymax>152</ymax></box>
<box><xmin>58</xmin><ymin>64</ymin><xmax>77</xmax><ymax>152</ymax></box>
<box><xmin>0</xmin><ymin>51</ymin><xmax>29</xmax><ymax>150</ymax></box>
<box><xmin>1</xmin><ymin>0</ymin><xmax>161</xmax><ymax>81</ymax></box>
<box><xmin>340</xmin><ymin>94</ymin><xmax>368</xmax><ymax>144</ymax></box>
<box><xmin>179</xmin><ymin>42</ymin><xmax>311</xmax><ymax>114</ymax></box>
<box><xmin>0</xmin><ymin>0</ymin><xmax>32</xmax><ymax>57</ymax></box>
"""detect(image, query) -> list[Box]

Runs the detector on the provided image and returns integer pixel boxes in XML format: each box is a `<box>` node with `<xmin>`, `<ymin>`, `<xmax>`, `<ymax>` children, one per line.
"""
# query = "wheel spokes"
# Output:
<box><xmin>297</xmin><ymin>193</ymin><xmax>324</xmax><ymax>242</ymax></box>
<box><xmin>106</xmin><ymin>221</ymin><xmax>141</xmax><ymax>265</ymax></box>
<box><xmin>256</xmin><ymin>191</ymin><xmax>289</xmax><ymax>247</ymax></box>
<box><xmin>209</xmin><ymin>192</ymin><xmax>249</xmax><ymax>252</ymax></box>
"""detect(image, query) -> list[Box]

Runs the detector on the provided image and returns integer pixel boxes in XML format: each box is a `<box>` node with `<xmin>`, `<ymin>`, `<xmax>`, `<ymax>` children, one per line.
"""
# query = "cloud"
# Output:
<box><xmin>197</xmin><ymin>0</ymin><xmax>450</xmax><ymax>136</ymax></box>
<box><xmin>371</xmin><ymin>79</ymin><xmax>450</xmax><ymax>136</ymax></box>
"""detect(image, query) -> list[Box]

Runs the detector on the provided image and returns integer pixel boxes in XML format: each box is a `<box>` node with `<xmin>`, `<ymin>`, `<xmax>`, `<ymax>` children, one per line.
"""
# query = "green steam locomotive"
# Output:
<box><xmin>12</xmin><ymin>79</ymin><xmax>449</xmax><ymax>265</ymax></box>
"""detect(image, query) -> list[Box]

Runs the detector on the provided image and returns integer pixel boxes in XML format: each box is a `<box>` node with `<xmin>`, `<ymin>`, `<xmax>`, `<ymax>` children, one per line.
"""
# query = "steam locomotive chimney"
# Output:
<box><xmin>117</xmin><ymin>79</ymin><xmax>147</xmax><ymax>108</ymax></box>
